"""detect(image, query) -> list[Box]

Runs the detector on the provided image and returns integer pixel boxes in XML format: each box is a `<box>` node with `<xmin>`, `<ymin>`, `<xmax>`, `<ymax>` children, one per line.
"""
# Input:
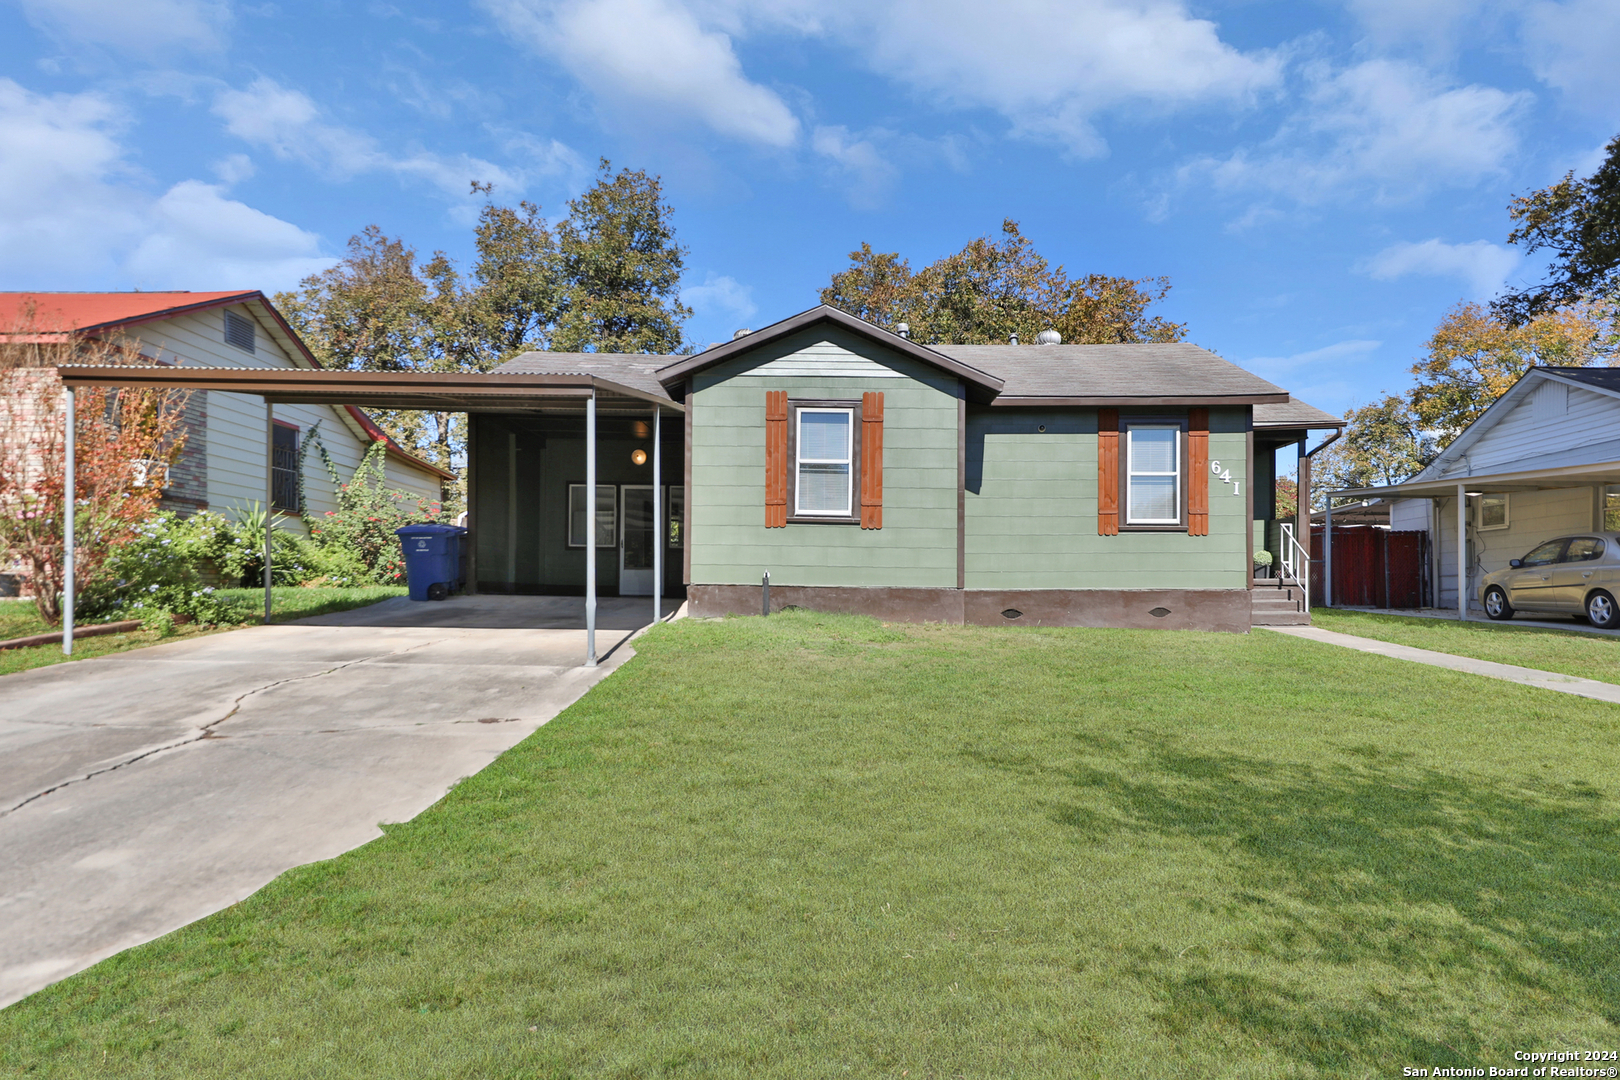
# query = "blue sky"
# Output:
<box><xmin>1</xmin><ymin>0</ymin><xmax>1616</xmax><ymax>421</ymax></box>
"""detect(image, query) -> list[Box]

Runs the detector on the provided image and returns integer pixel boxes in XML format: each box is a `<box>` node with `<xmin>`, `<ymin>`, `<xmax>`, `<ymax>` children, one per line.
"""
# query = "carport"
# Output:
<box><xmin>1328</xmin><ymin>460</ymin><xmax>1620</xmax><ymax>617</ymax></box>
<box><xmin>54</xmin><ymin>365</ymin><xmax>685</xmax><ymax>666</ymax></box>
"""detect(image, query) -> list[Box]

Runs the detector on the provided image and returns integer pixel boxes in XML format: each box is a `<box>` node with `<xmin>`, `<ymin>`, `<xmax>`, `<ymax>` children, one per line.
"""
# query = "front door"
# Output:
<box><xmin>619</xmin><ymin>485</ymin><xmax>656</xmax><ymax>596</ymax></box>
<box><xmin>1506</xmin><ymin>537</ymin><xmax>1568</xmax><ymax>611</ymax></box>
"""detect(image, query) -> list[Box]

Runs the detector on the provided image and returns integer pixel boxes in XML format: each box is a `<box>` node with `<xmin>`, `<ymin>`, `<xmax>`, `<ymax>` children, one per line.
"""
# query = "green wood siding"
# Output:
<box><xmin>687</xmin><ymin>326</ymin><xmax>1253</xmax><ymax>592</ymax></box>
<box><xmin>963</xmin><ymin>408</ymin><xmax>1249</xmax><ymax>590</ymax></box>
<box><xmin>688</xmin><ymin>327</ymin><xmax>960</xmax><ymax>588</ymax></box>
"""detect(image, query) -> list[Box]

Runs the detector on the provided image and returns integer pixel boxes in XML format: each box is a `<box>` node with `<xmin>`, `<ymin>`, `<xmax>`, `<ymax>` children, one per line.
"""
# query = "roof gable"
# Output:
<box><xmin>1411</xmin><ymin>366</ymin><xmax>1620</xmax><ymax>482</ymax></box>
<box><xmin>0</xmin><ymin>292</ymin><xmax>260</xmax><ymax>336</ymax></box>
<box><xmin>656</xmin><ymin>305</ymin><xmax>1005</xmax><ymax>402</ymax></box>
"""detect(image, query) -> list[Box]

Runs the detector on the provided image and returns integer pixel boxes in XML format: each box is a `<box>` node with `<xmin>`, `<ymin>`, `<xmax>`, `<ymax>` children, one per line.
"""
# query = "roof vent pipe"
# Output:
<box><xmin>896</xmin><ymin>322</ymin><xmax>910</xmax><ymax>339</ymax></box>
<box><xmin>1009</xmin><ymin>333</ymin><xmax>1019</xmax><ymax>345</ymax></box>
<box><xmin>1036</xmin><ymin>328</ymin><xmax>1062</xmax><ymax>345</ymax></box>
<box><xmin>732</xmin><ymin>328</ymin><xmax>752</xmax><ymax>340</ymax></box>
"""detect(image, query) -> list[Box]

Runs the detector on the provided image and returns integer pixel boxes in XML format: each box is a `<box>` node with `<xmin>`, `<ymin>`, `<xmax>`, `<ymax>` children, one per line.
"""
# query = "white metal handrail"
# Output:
<box><xmin>1280</xmin><ymin>522</ymin><xmax>1310</xmax><ymax>612</ymax></box>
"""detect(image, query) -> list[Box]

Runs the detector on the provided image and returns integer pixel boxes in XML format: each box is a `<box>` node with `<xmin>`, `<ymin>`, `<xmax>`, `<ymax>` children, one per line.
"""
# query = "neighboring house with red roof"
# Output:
<box><xmin>0</xmin><ymin>291</ymin><xmax>452</xmax><ymax>529</ymax></box>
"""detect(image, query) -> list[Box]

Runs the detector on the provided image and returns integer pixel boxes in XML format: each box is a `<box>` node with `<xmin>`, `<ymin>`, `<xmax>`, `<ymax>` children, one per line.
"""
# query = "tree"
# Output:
<box><xmin>1313</xmin><ymin>395</ymin><xmax>1437</xmax><ymax>504</ymax></box>
<box><xmin>1408</xmin><ymin>299</ymin><xmax>1618</xmax><ymax>444</ymax></box>
<box><xmin>552</xmin><ymin>160</ymin><xmax>690</xmax><ymax>354</ymax></box>
<box><xmin>0</xmin><ymin>322</ymin><xmax>189</xmax><ymax>625</ymax></box>
<box><xmin>276</xmin><ymin>161</ymin><xmax>692</xmax><ymax>479</ymax></box>
<box><xmin>819</xmin><ymin>220</ymin><xmax>1186</xmax><ymax>345</ymax></box>
<box><xmin>1493</xmin><ymin>133</ymin><xmax>1620</xmax><ymax>326</ymax></box>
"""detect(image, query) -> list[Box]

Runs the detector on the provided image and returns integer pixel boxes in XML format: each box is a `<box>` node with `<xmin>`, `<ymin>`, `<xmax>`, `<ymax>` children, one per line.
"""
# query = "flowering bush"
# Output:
<box><xmin>81</xmin><ymin>512</ymin><xmax>251</xmax><ymax>625</ymax></box>
<box><xmin>305</xmin><ymin>441</ymin><xmax>439</xmax><ymax>585</ymax></box>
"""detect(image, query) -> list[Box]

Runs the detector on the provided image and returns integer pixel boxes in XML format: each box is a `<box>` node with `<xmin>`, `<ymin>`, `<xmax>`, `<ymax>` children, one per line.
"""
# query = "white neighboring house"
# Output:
<box><xmin>0</xmin><ymin>291</ymin><xmax>453</xmax><ymax>530</ymax></box>
<box><xmin>1330</xmin><ymin>366</ymin><xmax>1620</xmax><ymax>614</ymax></box>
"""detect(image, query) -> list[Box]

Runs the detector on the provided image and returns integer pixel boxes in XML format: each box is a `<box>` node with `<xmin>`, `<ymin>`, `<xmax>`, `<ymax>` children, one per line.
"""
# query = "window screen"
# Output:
<box><xmin>224</xmin><ymin>310</ymin><xmax>256</xmax><ymax>353</ymax></box>
<box><xmin>1605</xmin><ymin>485</ymin><xmax>1620</xmax><ymax>532</ymax></box>
<box><xmin>1478</xmin><ymin>493</ymin><xmax>1508</xmax><ymax>529</ymax></box>
<box><xmin>1126</xmin><ymin>425</ymin><xmax>1180</xmax><ymax>524</ymax></box>
<box><xmin>271</xmin><ymin>423</ymin><xmax>299</xmax><ymax>511</ymax></box>
<box><xmin>796</xmin><ymin>408</ymin><xmax>852</xmax><ymax>516</ymax></box>
<box><xmin>567</xmin><ymin>484</ymin><xmax>617</xmax><ymax>548</ymax></box>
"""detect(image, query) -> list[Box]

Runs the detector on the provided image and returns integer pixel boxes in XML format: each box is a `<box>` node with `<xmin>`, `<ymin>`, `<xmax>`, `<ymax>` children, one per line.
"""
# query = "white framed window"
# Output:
<box><xmin>1126</xmin><ymin>424</ymin><xmax>1181</xmax><ymax>525</ymax></box>
<box><xmin>1477</xmin><ymin>492</ymin><xmax>1509</xmax><ymax>530</ymax></box>
<box><xmin>795</xmin><ymin>407</ymin><xmax>853</xmax><ymax>517</ymax></box>
<box><xmin>567</xmin><ymin>483</ymin><xmax>617</xmax><ymax>548</ymax></box>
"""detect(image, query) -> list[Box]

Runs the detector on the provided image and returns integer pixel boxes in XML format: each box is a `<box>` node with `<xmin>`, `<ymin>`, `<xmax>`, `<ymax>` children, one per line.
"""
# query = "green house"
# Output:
<box><xmin>470</xmin><ymin>306</ymin><xmax>1340</xmax><ymax>632</ymax></box>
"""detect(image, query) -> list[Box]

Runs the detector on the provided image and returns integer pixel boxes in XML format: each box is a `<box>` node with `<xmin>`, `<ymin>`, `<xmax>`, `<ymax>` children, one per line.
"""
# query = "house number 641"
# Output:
<box><xmin>1209</xmin><ymin>460</ymin><xmax>1240</xmax><ymax>496</ymax></box>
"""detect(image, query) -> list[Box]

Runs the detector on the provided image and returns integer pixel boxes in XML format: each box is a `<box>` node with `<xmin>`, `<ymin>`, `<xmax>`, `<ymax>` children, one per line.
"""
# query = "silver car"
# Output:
<box><xmin>1480</xmin><ymin>532</ymin><xmax>1620</xmax><ymax>629</ymax></box>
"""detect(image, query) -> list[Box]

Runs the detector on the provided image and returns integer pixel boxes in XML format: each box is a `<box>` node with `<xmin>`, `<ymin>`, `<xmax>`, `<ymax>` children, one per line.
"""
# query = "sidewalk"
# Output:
<box><xmin>1332</xmin><ymin>606</ymin><xmax>1620</xmax><ymax>639</ymax></box>
<box><xmin>1262</xmin><ymin>625</ymin><xmax>1620</xmax><ymax>706</ymax></box>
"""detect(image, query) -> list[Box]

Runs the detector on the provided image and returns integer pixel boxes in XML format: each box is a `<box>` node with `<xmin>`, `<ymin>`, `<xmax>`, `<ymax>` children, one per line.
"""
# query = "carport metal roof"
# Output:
<box><xmin>52</xmin><ymin>363</ymin><xmax>680</xmax><ymax>668</ymax></box>
<box><xmin>54</xmin><ymin>365</ymin><xmax>684</xmax><ymax>415</ymax></box>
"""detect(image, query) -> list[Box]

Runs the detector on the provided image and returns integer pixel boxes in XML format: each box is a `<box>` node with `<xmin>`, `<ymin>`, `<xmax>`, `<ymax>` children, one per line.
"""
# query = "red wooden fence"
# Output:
<box><xmin>1308</xmin><ymin>526</ymin><xmax>1431</xmax><ymax>608</ymax></box>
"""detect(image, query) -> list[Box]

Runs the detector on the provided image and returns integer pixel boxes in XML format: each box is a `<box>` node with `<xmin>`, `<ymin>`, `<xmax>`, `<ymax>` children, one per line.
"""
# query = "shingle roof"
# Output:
<box><xmin>496</xmin><ymin>351</ymin><xmax>681</xmax><ymax>401</ymax></box>
<box><xmin>932</xmin><ymin>342</ymin><xmax>1288</xmax><ymax>403</ymax></box>
<box><xmin>1542</xmin><ymin>366</ymin><xmax>1620</xmax><ymax>394</ymax></box>
<box><xmin>1253</xmin><ymin>396</ymin><xmax>1344</xmax><ymax>429</ymax></box>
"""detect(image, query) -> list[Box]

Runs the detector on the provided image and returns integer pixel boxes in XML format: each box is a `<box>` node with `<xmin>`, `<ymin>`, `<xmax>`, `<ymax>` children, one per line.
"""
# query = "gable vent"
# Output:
<box><xmin>224</xmin><ymin>310</ymin><xmax>257</xmax><ymax>354</ymax></box>
<box><xmin>1532</xmin><ymin>378</ymin><xmax>1567</xmax><ymax>422</ymax></box>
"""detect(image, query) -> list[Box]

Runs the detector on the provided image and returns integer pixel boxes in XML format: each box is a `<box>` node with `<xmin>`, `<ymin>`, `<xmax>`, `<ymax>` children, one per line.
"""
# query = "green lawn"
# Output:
<box><xmin>3</xmin><ymin>612</ymin><xmax>1617</xmax><ymax>1077</ymax></box>
<box><xmin>1311</xmin><ymin>606</ymin><xmax>1620</xmax><ymax>685</ymax></box>
<box><xmin>0</xmin><ymin>587</ymin><xmax>405</xmax><ymax>678</ymax></box>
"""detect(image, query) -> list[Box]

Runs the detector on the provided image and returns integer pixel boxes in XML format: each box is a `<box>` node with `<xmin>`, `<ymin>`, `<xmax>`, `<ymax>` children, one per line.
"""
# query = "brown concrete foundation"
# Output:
<box><xmin>688</xmin><ymin>585</ymin><xmax>1252</xmax><ymax>632</ymax></box>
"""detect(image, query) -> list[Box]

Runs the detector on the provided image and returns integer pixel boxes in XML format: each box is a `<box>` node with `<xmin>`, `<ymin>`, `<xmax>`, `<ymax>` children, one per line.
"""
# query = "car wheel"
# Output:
<box><xmin>1587</xmin><ymin>590</ymin><xmax>1619</xmax><ymax>630</ymax></box>
<box><xmin>1483</xmin><ymin>586</ymin><xmax>1514</xmax><ymax>621</ymax></box>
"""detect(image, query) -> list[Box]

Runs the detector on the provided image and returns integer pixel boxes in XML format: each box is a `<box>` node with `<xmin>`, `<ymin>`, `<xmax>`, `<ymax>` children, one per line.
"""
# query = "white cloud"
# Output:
<box><xmin>17</xmin><ymin>0</ymin><xmax>231</xmax><ymax>54</ymax></box>
<box><xmin>1362</xmin><ymin>238</ymin><xmax>1520</xmax><ymax>299</ymax></box>
<box><xmin>478</xmin><ymin>0</ymin><xmax>801</xmax><ymax>147</ymax></box>
<box><xmin>683</xmin><ymin>272</ymin><xmax>756</xmax><ymax>325</ymax></box>
<box><xmin>1185</xmin><ymin>60</ymin><xmax>1529</xmax><ymax>205</ymax></box>
<box><xmin>1521</xmin><ymin>0</ymin><xmax>1620</xmax><ymax>111</ymax></box>
<box><xmin>211</xmin><ymin>77</ymin><xmax>536</xmax><ymax>199</ymax></box>
<box><xmin>125</xmin><ymin>181</ymin><xmax>332</xmax><ymax>290</ymax></box>
<box><xmin>811</xmin><ymin>125</ymin><xmax>899</xmax><ymax>209</ymax></box>
<box><xmin>825</xmin><ymin>0</ymin><xmax>1282</xmax><ymax>156</ymax></box>
<box><xmin>0</xmin><ymin>78</ymin><xmax>333</xmax><ymax>292</ymax></box>
<box><xmin>480</xmin><ymin>0</ymin><xmax>1277</xmax><ymax>157</ymax></box>
<box><xmin>1240</xmin><ymin>338</ymin><xmax>1383</xmax><ymax>416</ymax></box>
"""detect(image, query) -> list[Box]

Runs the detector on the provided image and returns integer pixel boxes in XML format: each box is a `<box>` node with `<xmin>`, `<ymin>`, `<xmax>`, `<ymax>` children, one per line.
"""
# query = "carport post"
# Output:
<box><xmin>652</xmin><ymin>407</ymin><xmax>662</xmax><ymax>625</ymax></box>
<box><xmin>1324</xmin><ymin>497</ymin><xmax>1333</xmax><ymax>607</ymax></box>
<box><xmin>62</xmin><ymin>386</ymin><xmax>75</xmax><ymax>656</ymax></box>
<box><xmin>1456</xmin><ymin>482</ymin><xmax>1467</xmax><ymax>621</ymax></box>
<box><xmin>586</xmin><ymin>390</ymin><xmax>597</xmax><ymax>667</ymax></box>
<box><xmin>265</xmin><ymin>401</ymin><xmax>274</xmax><ymax>625</ymax></box>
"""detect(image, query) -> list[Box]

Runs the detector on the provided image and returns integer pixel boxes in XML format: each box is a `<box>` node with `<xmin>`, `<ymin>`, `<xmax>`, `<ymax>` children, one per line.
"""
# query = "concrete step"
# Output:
<box><xmin>1252</xmin><ymin>610</ymin><xmax>1312</xmax><ymax>626</ymax></box>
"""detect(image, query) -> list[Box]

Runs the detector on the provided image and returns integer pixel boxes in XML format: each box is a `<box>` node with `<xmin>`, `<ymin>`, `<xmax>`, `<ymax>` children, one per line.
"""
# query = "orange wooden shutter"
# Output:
<box><xmin>860</xmin><ymin>392</ymin><xmax>884</xmax><ymax>529</ymax></box>
<box><xmin>1097</xmin><ymin>408</ymin><xmax>1119</xmax><ymax>535</ymax></box>
<box><xmin>1188</xmin><ymin>407</ymin><xmax>1209</xmax><ymax>537</ymax></box>
<box><xmin>765</xmin><ymin>390</ymin><xmax>788</xmax><ymax>528</ymax></box>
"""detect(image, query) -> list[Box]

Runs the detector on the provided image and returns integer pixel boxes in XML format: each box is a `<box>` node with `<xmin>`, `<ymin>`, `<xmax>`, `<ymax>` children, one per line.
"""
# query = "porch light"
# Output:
<box><xmin>631</xmin><ymin>449</ymin><xmax>648</xmax><ymax>466</ymax></box>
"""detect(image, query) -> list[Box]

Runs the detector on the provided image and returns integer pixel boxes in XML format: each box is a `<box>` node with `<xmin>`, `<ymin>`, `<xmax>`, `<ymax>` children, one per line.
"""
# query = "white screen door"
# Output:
<box><xmin>619</xmin><ymin>485</ymin><xmax>656</xmax><ymax>595</ymax></box>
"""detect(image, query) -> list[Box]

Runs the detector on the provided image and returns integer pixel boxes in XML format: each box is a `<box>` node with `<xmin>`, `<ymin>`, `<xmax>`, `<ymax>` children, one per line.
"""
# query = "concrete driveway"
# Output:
<box><xmin>0</xmin><ymin>595</ymin><xmax>662</xmax><ymax>1009</ymax></box>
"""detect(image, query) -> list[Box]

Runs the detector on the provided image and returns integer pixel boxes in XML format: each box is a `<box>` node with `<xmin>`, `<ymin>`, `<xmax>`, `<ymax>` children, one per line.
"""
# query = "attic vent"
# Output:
<box><xmin>224</xmin><ymin>310</ymin><xmax>256</xmax><ymax>354</ymax></box>
<box><xmin>1533</xmin><ymin>379</ymin><xmax>1567</xmax><ymax>422</ymax></box>
<box><xmin>1001</xmin><ymin>609</ymin><xmax>1023</xmax><ymax>620</ymax></box>
<box><xmin>1149</xmin><ymin>606</ymin><xmax>1171</xmax><ymax>618</ymax></box>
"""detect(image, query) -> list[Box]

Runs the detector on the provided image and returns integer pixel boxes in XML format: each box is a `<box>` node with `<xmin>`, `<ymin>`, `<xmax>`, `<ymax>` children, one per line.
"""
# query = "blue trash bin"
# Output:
<box><xmin>396</xmin><ymin>523</ymin><xmax>468</xmax><ymax>601</ymax></box>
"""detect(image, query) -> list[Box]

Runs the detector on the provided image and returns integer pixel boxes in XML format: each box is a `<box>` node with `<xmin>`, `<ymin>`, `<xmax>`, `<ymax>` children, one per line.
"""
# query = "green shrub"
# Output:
<box><xmin>82</xmin><ymin>512</ymin><xmax>251</xmax><ymax>626</ymax></box>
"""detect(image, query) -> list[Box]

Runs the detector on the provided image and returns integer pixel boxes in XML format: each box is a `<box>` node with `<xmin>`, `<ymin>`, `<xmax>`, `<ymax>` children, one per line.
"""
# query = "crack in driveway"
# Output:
<box><xmin>0</xmin><ymin>639</ymin><xmax>447</xmax><ymax>818</ymax></box>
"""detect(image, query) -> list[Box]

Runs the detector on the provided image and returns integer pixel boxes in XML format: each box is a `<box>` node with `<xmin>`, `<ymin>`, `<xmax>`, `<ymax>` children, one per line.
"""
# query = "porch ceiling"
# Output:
<box><xmin>53</xmin><ymin>365</ymin><xmax>684</xmax><ymax>415</ymax></box>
